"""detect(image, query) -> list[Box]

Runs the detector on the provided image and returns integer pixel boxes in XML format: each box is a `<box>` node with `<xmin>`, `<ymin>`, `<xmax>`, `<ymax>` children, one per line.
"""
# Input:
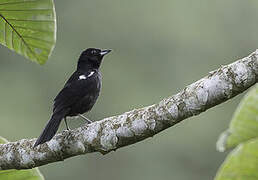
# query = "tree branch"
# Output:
<box><xmin>0</xmin><ymin>50</ymin><xmax>257</xmax><ymax>170</ymax></box>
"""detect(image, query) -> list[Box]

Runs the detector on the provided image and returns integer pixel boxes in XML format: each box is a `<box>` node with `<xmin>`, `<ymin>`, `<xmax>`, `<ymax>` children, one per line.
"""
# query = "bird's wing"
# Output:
<box><xmin>53</xmin><ymin>71</ymin><xmax>97</xmax><ymax>114</ymax></box>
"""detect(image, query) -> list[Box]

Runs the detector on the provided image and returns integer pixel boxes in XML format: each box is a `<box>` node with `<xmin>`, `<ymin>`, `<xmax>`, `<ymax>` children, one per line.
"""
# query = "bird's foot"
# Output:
<box><xmin>79</xmin><ymin>114</ymin><xmax>92</xmax><ymax>124</ymax></box>
<box><xmin>64</xmin><ymin>118</ymin><xmax>71</xmax><ymax>131</ymax></box>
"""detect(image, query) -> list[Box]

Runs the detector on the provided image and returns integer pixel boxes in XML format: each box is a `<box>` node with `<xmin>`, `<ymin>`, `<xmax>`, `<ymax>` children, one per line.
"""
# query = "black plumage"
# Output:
<box><xmin>34</xmin><ymin>48</ymin><xmax>112</xmax><ymax>147</ymax></box>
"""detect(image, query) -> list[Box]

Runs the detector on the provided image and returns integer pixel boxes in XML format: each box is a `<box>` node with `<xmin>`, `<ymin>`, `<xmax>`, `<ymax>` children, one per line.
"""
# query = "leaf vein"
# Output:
<box><xmin>0</xmin><ymin>9</ymin><xmax>53</xmax><ymax>12</ymax></box>
<box><xmin>23</xmin><ymin>35</ymin><xmax>53</xmax><ymax>43</ymax></box>
<box><xmin>6</xmin><ymin>18</ymin><xmax>54</xmax><ymax>22</ymax></box>
<box><xmin>11</xmin><ymin>28</ymin><xmax>14</xmax><ymax>49</ymax></box>
<box><xmin>13</xmin><ymin>25</ymin><xmax>53</xmax><ymax>33</ymax></box>
<box><xmin>0</xmin><ymin>0</ymin><xmax>38</xmax><ymax>6</ymax></box>
<box><xmin>4</xmin><ymin>19</ymin><xmax>6</xmax><ymax>45</ymax></box>
<box><xmin>0</xmin><ymin>13</ymin><xmax>37</xmax><ymax>60</ymax></box>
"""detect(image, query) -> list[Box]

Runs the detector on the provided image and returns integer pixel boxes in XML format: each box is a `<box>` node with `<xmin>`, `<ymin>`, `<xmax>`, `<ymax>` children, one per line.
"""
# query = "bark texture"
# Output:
<box><xmin>0</xmin><ymin>50</ymin><xmax>257</xmax><ymax>170</ymax></box>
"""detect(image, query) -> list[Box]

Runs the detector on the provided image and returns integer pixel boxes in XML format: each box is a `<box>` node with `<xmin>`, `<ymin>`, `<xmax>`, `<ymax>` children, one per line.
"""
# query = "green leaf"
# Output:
<box><xmin>0</xmin><ymin>136</ymin><xmax>8</xmax><ymax>144</ymax></box>
<box><xmin>215</xmin><ymin>138</ymin><xmax>258</xmax><ymax>180</ymax></box>
<box><xmin>0</xmin><ymin>136</ymin><xmax>44</xmax><ymax>180</ymax></box>
<box><xmin>0</xmin><ymin>0</ymin><xmax>56</xmax><ymax>64</ymax></box>
<box><xmin>217</xmin><ymin>84</ymin><xmax>258</xmax><ymax>152</ymax></box>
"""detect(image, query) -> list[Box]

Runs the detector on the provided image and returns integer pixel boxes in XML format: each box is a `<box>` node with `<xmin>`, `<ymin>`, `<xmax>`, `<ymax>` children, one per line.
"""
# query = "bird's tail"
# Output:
<box><xmin>34</xmin><ymin>110</ymin><xmax>68</xmax><ymax>147</ymax></box>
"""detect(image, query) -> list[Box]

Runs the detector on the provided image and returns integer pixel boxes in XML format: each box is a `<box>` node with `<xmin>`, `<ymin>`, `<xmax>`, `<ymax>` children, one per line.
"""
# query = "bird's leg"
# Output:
<box><xmin>64</xmin><ymin>117</ymin><xmax>70</xmax><ymax>130</ymax></box>
<box><xmin>79</xmin><ymin>114</ymin><xmax>92</xmax><ymax>124</ymax></box>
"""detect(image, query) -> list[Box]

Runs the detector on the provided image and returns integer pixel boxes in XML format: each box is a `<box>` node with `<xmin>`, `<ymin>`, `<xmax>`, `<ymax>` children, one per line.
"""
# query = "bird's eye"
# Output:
<box><xmin>91</xmin><ymin>50</ymin><xmax>97</xmax><ymax>55</ymax></box>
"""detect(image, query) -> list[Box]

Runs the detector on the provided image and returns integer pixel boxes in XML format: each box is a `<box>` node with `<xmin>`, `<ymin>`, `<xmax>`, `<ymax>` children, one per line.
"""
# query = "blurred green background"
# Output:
<box><xmin>0</xmin><ymin>0</ymin><xmax>258</xmax><ymax>179</ymax></box>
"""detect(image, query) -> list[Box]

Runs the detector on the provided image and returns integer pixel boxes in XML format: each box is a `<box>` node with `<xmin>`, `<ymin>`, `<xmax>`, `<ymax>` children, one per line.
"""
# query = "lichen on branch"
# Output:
<box><xmin>0</xmin><ymin>50</ymin><xmax>257</xmax><ymax>170</ymax></box>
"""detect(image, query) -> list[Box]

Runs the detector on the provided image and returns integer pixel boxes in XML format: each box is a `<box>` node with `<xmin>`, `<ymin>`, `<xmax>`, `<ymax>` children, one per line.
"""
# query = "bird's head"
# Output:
<box><xmin>78</xmin><ymin>48</ymin><xmax>112</xmax><ymax>70</ymax></box>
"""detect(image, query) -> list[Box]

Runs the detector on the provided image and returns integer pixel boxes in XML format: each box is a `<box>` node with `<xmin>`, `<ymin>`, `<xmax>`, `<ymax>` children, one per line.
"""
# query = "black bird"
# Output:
<box><xmin>34</xmin><ymin>48</ymin><xmax>112</xmax><ymax>147</ymax></box>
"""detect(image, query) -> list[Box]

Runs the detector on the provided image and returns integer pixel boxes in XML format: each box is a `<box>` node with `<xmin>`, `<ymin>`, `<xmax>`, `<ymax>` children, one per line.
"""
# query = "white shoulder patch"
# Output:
<box><xmin>87</xmin><ymin>71</ymin><xmax>94</xmax><ymax>77</ymax></box>
<box><xmin>78</xmin><ymin>71</ymin><xmax>95</xmax><ymax>80</ymax></box>
<box><xmin>79</xmin><ymin>75</ymin><xmax>87</xmax><ymax>80</ymax></box>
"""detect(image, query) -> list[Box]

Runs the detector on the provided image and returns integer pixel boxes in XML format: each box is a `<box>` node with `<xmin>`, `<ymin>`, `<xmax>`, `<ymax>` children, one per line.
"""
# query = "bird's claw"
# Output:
<box><xmin>79</xmin><ymin>114</ymin><xmax>92</xmax><ymax>124</ymax></box>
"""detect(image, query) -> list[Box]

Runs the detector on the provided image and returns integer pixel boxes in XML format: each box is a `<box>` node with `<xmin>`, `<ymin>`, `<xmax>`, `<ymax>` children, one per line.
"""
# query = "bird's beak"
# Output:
<box><xmin>100</xmin><ymin>49</ymin><xmax>112</xmax><ymax>56</ymax></box>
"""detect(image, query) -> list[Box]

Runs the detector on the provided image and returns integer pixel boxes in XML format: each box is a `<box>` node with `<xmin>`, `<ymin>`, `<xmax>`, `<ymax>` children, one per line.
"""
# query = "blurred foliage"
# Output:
<box><xmin>215</xmin><ymin>85</ymin><xmax>258</xmax><ymax>180</ymax></box>
<box><xmin>217</xmin><ymin>84</ymin><xmax>258</xmax><ymax>151</ymax></box>
<box><xmin>215</xmin><ymin>139</ymin><xmax>258</xmax><ymax>180</ymax></box>
<box><xmin>0</xmin><ymin>136</ymin><xmax>7</xmax><ymax>144</ymax></box>
<box><xmin>0</xmin><ymin>0</ymin><xmax>258</xmax><ymax>180</ymax></box>
<box><xmin>0</xmin><ymin>0</ymin><xmax>56</xmax><ymax>64</ymax></box>
<box><xmin>0</xmin><ymin>136</ymin><xmax>44</xmax><ymax>180</ymax></box>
